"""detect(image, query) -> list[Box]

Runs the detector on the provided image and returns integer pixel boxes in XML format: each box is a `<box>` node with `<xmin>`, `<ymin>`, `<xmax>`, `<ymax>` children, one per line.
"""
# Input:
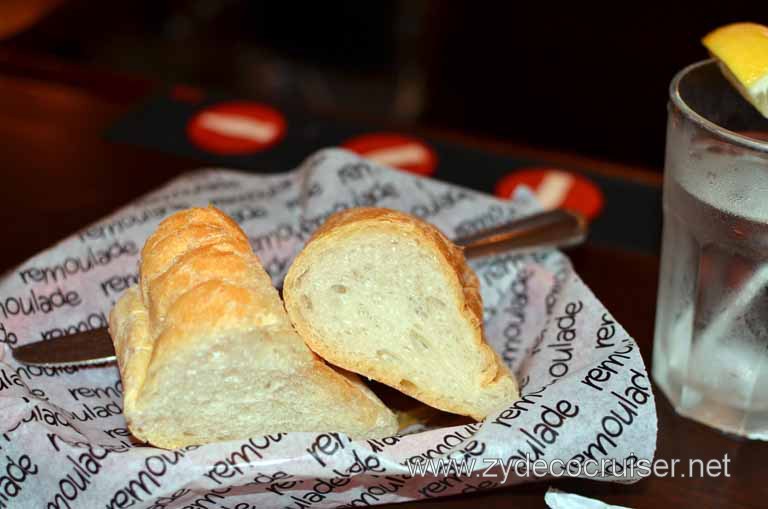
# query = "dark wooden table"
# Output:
<box><xmin>0</xmin><ymin>50</ymin><xmax>764</xmax><ymax>509</ymax></box>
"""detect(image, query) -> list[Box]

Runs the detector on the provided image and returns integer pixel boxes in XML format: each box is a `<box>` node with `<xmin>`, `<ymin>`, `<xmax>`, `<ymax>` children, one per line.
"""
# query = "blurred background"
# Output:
<box><xmin>0</xmin><ymin>1</ymin><xmax>764</xmax><ymax>169</ymax></box>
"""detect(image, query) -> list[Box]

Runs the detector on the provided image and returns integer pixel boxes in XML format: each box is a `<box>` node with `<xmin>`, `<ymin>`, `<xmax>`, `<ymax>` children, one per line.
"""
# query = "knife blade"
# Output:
<box><xmin>10</xmin><ymin>327</ymin><xmax>116</xmax><ymax>367</ymax></box>
<box><xmin>8</xmin><ymin>209</ymin><xmax>587</xmax><ymax>367</ymax></box>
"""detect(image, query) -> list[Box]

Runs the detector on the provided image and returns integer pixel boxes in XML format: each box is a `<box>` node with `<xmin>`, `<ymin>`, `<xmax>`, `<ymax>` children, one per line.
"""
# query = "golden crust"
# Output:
<box><xmin>285</xmin><ymin>207</ymin><xmax>518</xmax><ymax>419</ymax></box>
<box><xmin>142</xmin><ymin>206</ymin><xmax>248</xmax><ymax>256</ymax></box>
<box><xmin>109</xmin><ymin>206</ymin><xmax>398</xmax><ymax>447</ymax></box>
<box><xmin>146</xmin><ymin>241</ymin><xmax>277</xmax><ymax>332</ymax></box>
<box><xmin>108</xmin><ymin>287</ymin><xmax>151</xmax><ymax>423</ymax></box>
<box><xmin>140</xmin><ymin>225</ymin><xmax>251</xmax><ymax>303</ymax></box>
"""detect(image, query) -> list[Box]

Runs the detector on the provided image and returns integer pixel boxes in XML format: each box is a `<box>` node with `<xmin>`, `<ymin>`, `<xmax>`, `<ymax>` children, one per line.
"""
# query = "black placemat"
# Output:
<box><xmin>106</xmin><ymin>88</ymin><xmax>662</xmax><ymax>253</ymax></box>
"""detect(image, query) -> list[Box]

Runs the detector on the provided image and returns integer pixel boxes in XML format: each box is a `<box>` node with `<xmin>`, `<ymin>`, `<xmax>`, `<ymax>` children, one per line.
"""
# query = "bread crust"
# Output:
<box><xmin>109</xmin><ymin>206</ymin><xmax>398</xmax><ymax>448</ymax></box>
<box><xmin>284</xmin><ymin>207</ymin><xmax>519</xmax><ymax>420</ymax></box>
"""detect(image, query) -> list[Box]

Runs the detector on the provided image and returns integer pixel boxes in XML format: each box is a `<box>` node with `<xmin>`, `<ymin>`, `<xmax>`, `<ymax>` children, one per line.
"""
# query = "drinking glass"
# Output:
<box><xmin>653</xmin><ymin>59</ymin><xmax>768</xmax><ymax>439</ymax></box>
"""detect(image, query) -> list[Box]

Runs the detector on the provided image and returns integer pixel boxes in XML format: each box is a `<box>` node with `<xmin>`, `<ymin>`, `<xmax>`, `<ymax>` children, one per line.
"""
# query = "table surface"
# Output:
<box><xmin>0</xmin><ymin>49</ymin><xmax>764</xmax><ymax>509</ymax></box>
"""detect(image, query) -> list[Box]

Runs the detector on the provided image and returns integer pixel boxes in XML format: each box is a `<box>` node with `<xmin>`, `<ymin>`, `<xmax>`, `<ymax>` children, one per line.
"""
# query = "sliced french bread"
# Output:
<box><xmin>284</xmin><ymin>207</ymin><xmax>519</xmax><ymax>420</ymax></box>
<box><xmin>109</xmin><ymin>206</ymin><xmax>398</xmax><ymax>449</ymax></box>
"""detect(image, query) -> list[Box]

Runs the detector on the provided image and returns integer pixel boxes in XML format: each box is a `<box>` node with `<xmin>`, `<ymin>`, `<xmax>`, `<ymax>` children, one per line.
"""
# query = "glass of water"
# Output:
<box><xmin>653</xmin><ymin>59</ymin><xmax>768</xmax><ymax>439</ymax></box>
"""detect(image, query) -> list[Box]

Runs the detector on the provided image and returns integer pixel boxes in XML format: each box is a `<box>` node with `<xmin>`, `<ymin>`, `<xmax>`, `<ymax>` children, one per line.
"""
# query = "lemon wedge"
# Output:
<box><xmin>703</xmin><ymin>22</ymin><xmax>768</xmax><ymax>118</ymax></box>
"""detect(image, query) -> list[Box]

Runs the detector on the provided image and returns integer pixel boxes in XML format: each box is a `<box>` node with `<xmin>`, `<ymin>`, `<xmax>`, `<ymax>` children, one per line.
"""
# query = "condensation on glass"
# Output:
<box><xmin>654</xmin><ymin>59</ymin><xmax>768</xmax><ymax>439</ymax></box>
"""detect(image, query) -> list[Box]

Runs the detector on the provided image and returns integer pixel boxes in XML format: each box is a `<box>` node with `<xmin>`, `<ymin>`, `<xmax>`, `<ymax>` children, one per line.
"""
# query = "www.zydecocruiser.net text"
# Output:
<box><xmin>406</xmin><ymin>454</ymin><xmax>731</xmax><ymax>484</ymax></box>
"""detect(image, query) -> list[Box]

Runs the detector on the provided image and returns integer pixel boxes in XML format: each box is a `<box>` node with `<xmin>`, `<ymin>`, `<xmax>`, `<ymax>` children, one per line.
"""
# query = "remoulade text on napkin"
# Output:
<box><xmin>0</xmin><ymin>148</ymin><xmax>657</xmax><ymax>509</ymax></box>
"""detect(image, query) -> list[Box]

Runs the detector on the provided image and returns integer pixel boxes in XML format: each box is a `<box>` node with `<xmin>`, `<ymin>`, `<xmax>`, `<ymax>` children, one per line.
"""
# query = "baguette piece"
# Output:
<box><xmin>109</xmin><ymin>206</ymin><xmax>397</xmax><ymax>449</ymax></box>
<box><xmin>284</xmin><ymin>208</ymin><xmax>519</xmax><ymax>420</ymax></box>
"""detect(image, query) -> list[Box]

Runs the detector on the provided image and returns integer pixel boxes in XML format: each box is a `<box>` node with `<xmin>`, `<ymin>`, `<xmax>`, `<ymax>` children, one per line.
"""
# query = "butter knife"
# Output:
<box><xmin>9</xmin><ymin>209</ymin><xmax>586</xmax><ymax>367</ymax></box>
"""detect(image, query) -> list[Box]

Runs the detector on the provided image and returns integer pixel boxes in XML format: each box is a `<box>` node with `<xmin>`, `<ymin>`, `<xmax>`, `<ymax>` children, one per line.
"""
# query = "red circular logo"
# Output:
<box><xmin>342</xmin><ymin>133</ymin><xmax>437</xmax><ymax>176</ymax></box>
<box><xmin>495</xmin><ymin>168</ymin><xmax>604</xmax><ymax>220</ymax></box>
<box><xmin>187</xmin><ymin>101</ymin><xmax>286</xmax><ymax>155</ymax></box>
